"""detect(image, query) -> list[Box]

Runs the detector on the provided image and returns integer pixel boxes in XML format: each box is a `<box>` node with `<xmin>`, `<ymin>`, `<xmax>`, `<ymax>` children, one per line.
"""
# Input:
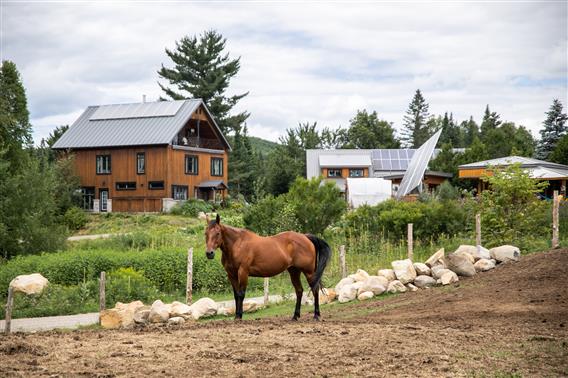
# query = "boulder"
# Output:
<box><xmin>188</xmin><ymin>298</ymin><xmax>218</xmax><ymax>320</ymax></box>
<box><xmin>357</xmin><ymin>291</ymin><xmax>374</xmax><ymax>301</ymax></box>
<box><xmin>335</xmin><ymin>277</ymin><xmax>355</xmax><ymax>292</ymax></box>
<box><xmin>387</xmin><ymin>280</ymin><xmax>407</xmax><ymax>294</ymax></box>
<box><xmin>406</xmin><ymin>283</ymin><xmax>418</xmax><ymax>292</ymax></box>
<box><xmin>169</xmin><ymin>301</ymin><xmax>193</xmax><ymax>318</ymax></box>
<box><xmin>432</xmin><ymin>267</ymin><xmax>452</xmax><ymax>280</ymax></box>
<box><xmin>391</xmin><ymin>259</ymin><xmax>417</xmax><ymax>284</ymax></box>
<box><xmin>413</xmin><ymin>263</ymin><xmax>431</xmax><ymax>276</ymax></box>
<box><xmin>441</xmin><ymin>271</ymin><xmax>459</xmax><ymax>285</ymax></box>
<box><xmin>357</xmin><ymin>276</ymin><xmax>387</xmax><ymax>296</ymax></box>
<box><xmin>453</xmin><ymin>251</ymin><xmax>475</xmax><ymax>265</ymax></box>
<box><xmin>474</xmin><ymin>258</ymin><xmax>496</xmax><ymax>272</ymax></box>
<box><xmin>217</xmin><ymin>306</ymin><xmax>231</xmax><ymax>316</ymax></box>
<box><xmin>9</xmin><ymin>273</ymin><xmax>49</xmax><ymax>295</ymax></box>
<box><xmin>425</xmin><ymin>248</ymin><xmax>445</xmax><ymax>267</ymax></box>
<box><xmin>490</xmin><ymin>245</ymin><xmax>521</xmax><ymax>263</ymax></box>
<box><xmin>377</xmin><ymin>269</ymin><xmax>396</xmax><ymax>282</ymax></box>
<box><xmin>149</xmin><ymin>300</ymin><xmax>170</xmax><ymax>323</ymax></box>
<box><xmin>338</xmin><ymin>284</ymin><xmax>358</xmax><ymax>303</ymax></box>
<box><xmin>455</xmin><ymin>245</ymin><xmax>491</xmax><ymax>261</ymax></box>
<box><xmin>101</xmin><ymin>301</ymin><xmax>145</xmax><ymax>328</ymax></box>
<box><xmin>413</xmin><ymin>275</ymin><xmax>437</xmax><ymax>288</ymax></box>
<box><xmin>133</xmin><ymin>308</ymin><xmax>151</xmax><ymax>324</ymax></box>
<box><xmin>320</xmin><ymin>288</ymin><xmax>337</xmax><ymax>305</ymax></box>
<box><xmin>445</xmin><ymin>253</ymin><xmax>476</xmax><ymax>277</ymax></box>
<box><xmin>168</xmin><ymin>316</ymin><xmax>185</xmax><ymax>324</ymax></box>
<box><xmin>349</xmin><ymin>269</ymin><xmax>370</xmax><ymax>282</ymax></box>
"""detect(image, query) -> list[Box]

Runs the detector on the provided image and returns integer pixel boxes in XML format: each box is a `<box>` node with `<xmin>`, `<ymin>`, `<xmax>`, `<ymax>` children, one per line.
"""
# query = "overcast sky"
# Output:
<box><xmin>2</xmin><ymin>1</ymin><xmax>567</xmax><ymax>144</ymax></box>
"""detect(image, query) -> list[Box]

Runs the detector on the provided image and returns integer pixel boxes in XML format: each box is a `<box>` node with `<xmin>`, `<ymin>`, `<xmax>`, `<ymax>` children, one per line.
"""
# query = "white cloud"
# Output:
<box><xmin>1</xmin><ymin>1</ymin><xmax>566</xmax><ymax>144</ymax></box>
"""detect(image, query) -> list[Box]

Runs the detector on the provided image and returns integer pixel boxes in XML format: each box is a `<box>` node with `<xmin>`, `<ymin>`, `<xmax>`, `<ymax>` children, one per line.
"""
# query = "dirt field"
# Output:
<box><xmin>1</xmin><ymin>249</ymin><xmax>567</xmax><ymax>377</ymax></box>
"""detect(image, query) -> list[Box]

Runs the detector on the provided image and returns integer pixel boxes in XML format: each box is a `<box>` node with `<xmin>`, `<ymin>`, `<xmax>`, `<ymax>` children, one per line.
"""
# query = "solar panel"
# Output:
<box><xmin>396</xmin><ymin>130</ymin><xmax>442</xmax><ymax>199</ymax></box>
<box><xmin>90</xmin><ymin>100</ymin><xmax>185</xmax><ymax>120</ymax></box>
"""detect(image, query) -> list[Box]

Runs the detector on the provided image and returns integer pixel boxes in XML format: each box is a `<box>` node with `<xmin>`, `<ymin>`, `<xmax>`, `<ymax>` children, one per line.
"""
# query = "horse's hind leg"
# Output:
<box><xmin>305</xmin><ymin>272</ymin><xmax>321</xmax><ymax>321</ymax></box>
<box><xmin>288</xmin><ymin>267</ymin><xmax>303</xmax><ymax>321</ymax></box>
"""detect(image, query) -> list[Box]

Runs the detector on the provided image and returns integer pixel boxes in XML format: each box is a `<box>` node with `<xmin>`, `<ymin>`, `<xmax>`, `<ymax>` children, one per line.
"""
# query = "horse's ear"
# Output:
<box><xmin>216</xmin><ymin>213</ymin><xmax>221</xmax><ymax>225</ymax></box>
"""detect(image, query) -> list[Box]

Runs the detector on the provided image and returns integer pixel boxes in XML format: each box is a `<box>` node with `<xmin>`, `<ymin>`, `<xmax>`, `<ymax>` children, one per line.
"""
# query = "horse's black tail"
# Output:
<box><xmin>305</xmin><ymin>234</ymin><xmax>332</xmax><ymax>292</ymax></box>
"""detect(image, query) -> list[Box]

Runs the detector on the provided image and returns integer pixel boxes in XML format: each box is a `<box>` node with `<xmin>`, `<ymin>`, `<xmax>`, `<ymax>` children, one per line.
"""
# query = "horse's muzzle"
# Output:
<box><xmin>206</xmin><ymin>251</ymin><xmax>215</xmax><ymax>260</ymax></box>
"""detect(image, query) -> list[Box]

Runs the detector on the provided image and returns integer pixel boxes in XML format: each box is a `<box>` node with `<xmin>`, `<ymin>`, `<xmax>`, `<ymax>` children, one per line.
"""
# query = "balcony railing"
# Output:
<box><xmin>173</xmin><ymin>136</ymin><xmax>224</xmax><ymax>150</ymax></box>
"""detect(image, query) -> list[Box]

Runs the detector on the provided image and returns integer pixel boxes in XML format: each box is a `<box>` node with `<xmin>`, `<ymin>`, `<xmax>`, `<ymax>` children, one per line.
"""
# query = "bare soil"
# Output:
<box><xmin>1</xmin><ymin>249</ymin><xmax>567</xmax><ymax>377</ymax></box>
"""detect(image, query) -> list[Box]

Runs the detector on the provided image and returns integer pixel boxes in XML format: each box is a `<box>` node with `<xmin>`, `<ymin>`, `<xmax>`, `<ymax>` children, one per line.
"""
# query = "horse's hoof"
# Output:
<box><xmin>313</xmin><ymin>316</ymin><xmax>321</xmax><ymax>322</ymax></box>
<box><xmin>291</xmin><ymin>316</ymin><xmax>299</xmax><ymax>321</ymax></box>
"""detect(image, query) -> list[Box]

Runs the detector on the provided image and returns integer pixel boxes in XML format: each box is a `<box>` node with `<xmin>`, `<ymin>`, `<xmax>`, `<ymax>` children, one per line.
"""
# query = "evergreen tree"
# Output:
<box><xmin>402</xmin><ymin>89</ymin><xmax>431</xmax><ymax>147</ymax></box>
<box><xmin>462</xmin><ymin>116</ymin><xmax>479</xmax><ymax>146</ymax></box>
<box><xmin>0</xmin><ymin>60</ymin><xmax>32</xmax><ymax>172</ymax></box>
<box><xmin>549</xmin><ymin>134</ymin><xmax>568</xmax><ymax>165</ymax></box>
<box><xmin>480</xmin><ymin>105</ymin><xmax>501</xmax><ymax>140</ymax></box>
<box><xmin>341</xmin><ymin>110</ymin><xmax>400</xmax><ymax>149</ymax></box>
<box><xmin>228</xmin><ymin>125</ymin><xmax>255</xmax><ymax>198</ymax></box>
<box><xmin>438</xmin><ymin>112</ymin><xmax>464</xmax><ymax>147</ymax></box>
<box><xmin>158</xmin><ymin>30</ymin><xmax>249</xmax><ymax>133</ymax></box>
<box><xmin>537</xmin><ymin>99</ymin><xmax>568</xmax><ymax>160</ymax></box>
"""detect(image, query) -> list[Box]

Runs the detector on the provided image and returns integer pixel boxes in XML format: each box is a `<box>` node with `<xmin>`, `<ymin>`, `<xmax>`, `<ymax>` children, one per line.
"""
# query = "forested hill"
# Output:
<box><xmin>227</xmin><ymin>135</ymin><xmax>279</xmax><ymax>156</ymax></box>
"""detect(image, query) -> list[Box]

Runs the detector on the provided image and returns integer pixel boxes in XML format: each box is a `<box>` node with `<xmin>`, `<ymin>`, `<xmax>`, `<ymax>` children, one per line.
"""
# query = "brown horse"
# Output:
<box><xmin>204</xmin><ymin>214</ymin><xmax>331</xmax><ymax>320</ymax></box>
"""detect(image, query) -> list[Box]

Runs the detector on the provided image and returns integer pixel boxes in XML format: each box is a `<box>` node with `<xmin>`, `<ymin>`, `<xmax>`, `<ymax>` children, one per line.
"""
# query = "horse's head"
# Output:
<box><xmin>204</xmin><ymin>214</ymin><xmax>222</xmax><ymax>260</ymax></box>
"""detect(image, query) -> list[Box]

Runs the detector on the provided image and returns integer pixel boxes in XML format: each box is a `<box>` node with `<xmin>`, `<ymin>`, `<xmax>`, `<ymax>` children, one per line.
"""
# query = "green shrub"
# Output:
<box><xmin>63</xmin><ymin>207</ymin><xmax>88</xmax><ymax>231</ymax></box>
<box><xmin>243</xmin><ymin>195</ymin><xmax>298</xmax><ymax>236</ymax></box>
<box><xmin>171</xmin><ymin>199</ymin><xmax>215</xmax><ymax>217</ymax></box>
<box><xmin>106</xmin><ymin>268</ymin><xmax>160</xmax><ymax>307</ymax></box>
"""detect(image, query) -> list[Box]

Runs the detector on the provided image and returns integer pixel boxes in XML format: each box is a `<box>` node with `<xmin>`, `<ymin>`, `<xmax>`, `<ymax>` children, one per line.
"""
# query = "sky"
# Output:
<box><xmin>1</xmin><ymin>1</ymin><xmax>567</xmax><ymax>144</ymax></box>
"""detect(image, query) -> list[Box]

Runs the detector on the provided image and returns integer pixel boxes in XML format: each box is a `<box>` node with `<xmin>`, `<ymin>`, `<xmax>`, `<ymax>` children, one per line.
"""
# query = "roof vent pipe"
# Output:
<box><xmin>142</xmin><ymin>94</ymin><xmax>146</xmax><ymax>103</ymax></box>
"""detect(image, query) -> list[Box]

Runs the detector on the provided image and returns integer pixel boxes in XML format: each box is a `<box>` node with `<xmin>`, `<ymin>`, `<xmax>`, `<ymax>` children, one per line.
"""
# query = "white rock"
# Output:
<box><xmin>198</xmin><ymin>211</ymin><xmax>207</xmax><ymax>220</ymax></box>
<box><xmin>169</xmin><ymin>301</ymin><xmax>193</xmax><ymax>318</ymax></box>
<box><xmin>168</xmin><ymin>316</ymin><xmax>185</xmax><ymax>324</ymax></box>
<box><xmin>101</xmin><ymin>301</ymin><xmax>146</xmax><ymax>329</ymax></box>
<box><xmin>335</xmin><ymin>277</ymin><xmax>355</xmax><ymax>292</ymax></box>
<box><xmin>320</xmin><ymin>288</ymin><xmax>337</xmax><ymax>304</ymax></box>
<box><xmin>216</xmin><ymin>307</ymin><xmax>230</xmax><ymax>316</ymax></box>
<box><xmin>349</xmin><ymin>269</ymin><xmax>370</xmax><ymax>282</ymax></box>
<box><xmin>9</xmin><ymin>273</ymin><xmax>49</xmax><ymax>295</ymax></box>
<box><xmin>149</xmin><ymin>300</ymin><xmax>170</xmax><ymax>323</ymax></box>
<box><xmin>441</xmin><ymin>271</ymin><xmax>459</xmax><ymax>285</ymax></box>
<box><xmin>474</xmin><ymin>258</ymin><xmax>496</xmax><ymax>272</ymax></box>
<box><xmin>425</xmin><ymin>248</ymin><xmax>445</xmax><ymax>267</ymax></box>
<box><xmin>413</xmin><ymin>263</ymin><xmax>431</xmax><ymax>276</ymax></box>
<box><xmin>432</xmin><ymin>267</ymin><xmax>452</xmax><ymax>280</ymax></box>
<box><xmin>453</xmin><ymin>250</ymin><xmax>475</xmax><ymax>265</ymax></box>
<box><xmin>188</xmin><ymin>298</ymin><xmax>218</xmax><ymax>320</ymax></box>
<box><xmin>413</xmin><ymin>275</ymin><xmax>437</xmax><ymax>288</ymax></box>
<box><xmin>406</xmin><ymin>283</ymin><xmax>418</xmax><ymax>292</ymax></box>
<box><xmin>377</xmin><ymin>269</ymin><xmax>396</xmax><ymax>282</ymax></box>
<box><xmin>446</xmin><ymin>253</ymin><xmax>476</xmax><ymax>277</ymax></box>
<box><xmin>338</xmin><ymin>284</ymin><xmax>358</xmax><ymax>303</ymax></box>
<box><xmin>133</xmin><ymin>308</ymin><xmax>151</xmax><ymax>324</ymax></box>
<box><xmin>391</xmin><ymin>259</ymin><xmax>417</xmax><ymax>284</ymax></box>
<box><xmin>455</xmin><ymin>245</ymin><xmax>491</xmax><ymax>261</ymax></box>
<box><xmin>387</xmin><ymin>280</ymin><xmax>407</xmax><ymax>294</ymax></box>
<box><xmin>357</xmin><ymin>276</ymin><xmax>387</xmax><ymax>296</ymax></box>
<box><xmin>490</xmin><ymin>245</ymin><xmax>521</xmax><ymax>263</ymax></box>
<box><xmin>357</xmin><ymin>291</ymin><xmax>374</xmax><ymax>301</ymax></box>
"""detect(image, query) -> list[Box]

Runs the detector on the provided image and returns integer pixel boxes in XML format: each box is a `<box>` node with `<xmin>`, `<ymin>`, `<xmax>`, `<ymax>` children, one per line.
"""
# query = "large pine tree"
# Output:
<box><xmin>537</xmin><ymin>99</ymin><xmax>568</xmax><ymax>160</ymax></box>
<box><xmin>158</xmin><ymin>30</ymin><xmax>249</xmax><ymax>134</ymax></box>
<box><xmin>401</xmin><ymin>89</ymin><xmax>431</xmax><ymax>147</ymax></box>
<box><xmin>480</xmin><ymin>105</ymin><xmax>501</xmax><ymax>139</ymax></box>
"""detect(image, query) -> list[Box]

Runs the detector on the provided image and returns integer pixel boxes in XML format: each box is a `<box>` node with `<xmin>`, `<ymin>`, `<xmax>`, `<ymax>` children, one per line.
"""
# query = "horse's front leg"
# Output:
<box><xmin>235</xmin><ymin>266</ymin><xmax>249</xmax><ymax>320</ymax></box>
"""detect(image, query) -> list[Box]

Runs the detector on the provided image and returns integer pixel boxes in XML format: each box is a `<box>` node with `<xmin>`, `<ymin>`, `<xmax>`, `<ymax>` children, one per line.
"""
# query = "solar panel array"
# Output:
<box><xmin>371</xmin><ymin>149</ymin><xmax>415</xmax><ymax>172</ymax></box>
<box><xmin>396</xmin><ymin>129</ymin><xmax>443</xmax><ymax>199</ymax></box>
<box><xmin>90</xmin><ymin>100</ymin><xmax>185</xmax><ymax>120</ymax></box>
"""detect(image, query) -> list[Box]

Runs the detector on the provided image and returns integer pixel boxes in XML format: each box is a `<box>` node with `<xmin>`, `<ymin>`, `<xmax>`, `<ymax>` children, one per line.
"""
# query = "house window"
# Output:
<box><xmin>116</xmin><ymin>182</ymin><xmax>136</xmax><ymax>190</ymax></box>
<box><xmin>349</xmin><ymin>169</ymin><xmax>364</xmax><ymax>177</ymax></box>
<box><xmin>172</xmin><ymin>185</ymin><xmax>188</xmax><ymax>200</ymax></box>
<box><xmin>137</xmin><ymin>153</ymin><xmax>145</xmax><ymax>174</ymax></box>
<box><xmin>81</xmin><ymin>187</ymin><xmax>95</xmax><ymax>210</ymax></box>
<box><xmin>211</xmin><ymin>157</ymin><xmax>223</xmax><ymax>176</ymax></box>
<box><xmin>149</xmin><ymin>181</ymin><xmax>164</xmax><ymax>190</ymax></box>
<box><xmin>96</xmin><ymin>155</ymin><xmax>111</xmax><ymax>174</ymax></box>
<box><xmin>327</xmin><ymin>169</ymin><xmax>342</xmax><ymax>178</ymax></box>
<box><xmin>185</xmin><ymin>155</ymin><xmax>198</xmax><ymax>175</ymax></box>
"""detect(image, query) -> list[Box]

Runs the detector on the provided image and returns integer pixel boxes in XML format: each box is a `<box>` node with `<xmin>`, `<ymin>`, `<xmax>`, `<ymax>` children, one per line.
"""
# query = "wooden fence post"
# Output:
<box><xmin>339</xmin><ymin>245</ymin><xmax>347</xmax><ymax>278</ymax></box>
<box><xmin>99</xmin><ymin>271</ymin><xmax>106</xmax><ymax>313</ymax></box>
<box><xmin>4</xmin><ymin>286</ymin><xmax>14</xmax><ymax>334</ymax></box>
<box><xmin>407</xmin><ymin>223</ymin><xmax>413</xmax><ymax>261</ymax></box>
<box><xmin>263</xmin><ymin>278</ymin><xmax>269</xmax><ymax>306</ymax></box>
<box><xmin>552</xmin><ymin>191</ymin><xmax>559</xmax><ymax>249</ymax></box>
<box><xmin>186</xmin><ymin>247</ymin><xmax>193</xmax><ymax>305</ymax></box>
<box><xmin>475</xmin><ymin>213</ymin><xmax>481</xmax><ymax>247</ymax></box>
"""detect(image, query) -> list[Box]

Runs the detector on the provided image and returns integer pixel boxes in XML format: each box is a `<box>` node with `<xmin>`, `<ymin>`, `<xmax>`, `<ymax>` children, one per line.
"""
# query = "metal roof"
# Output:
<box><xmin>52</xmin><ymin>99</ymin><xmax>231</xmax><ymax>151</ymax></box>
<box><xmin>459</xmin><ymin>156</ymin><xmax>568</xmax><ymax>170</ymax></box>
<box><xmin>319</xmin><ymin>154</ymin><xmax>372</xmax><ymax>167</ymax></box>
<box><xmin>383</xmin><ymin>170</ymin><xmax>453</xmax><ymax>180</ymax></box>
<box><xmin>396</xmin><ymin>129</ymin><xmax>442</xmax><ymax>199</ymax></box>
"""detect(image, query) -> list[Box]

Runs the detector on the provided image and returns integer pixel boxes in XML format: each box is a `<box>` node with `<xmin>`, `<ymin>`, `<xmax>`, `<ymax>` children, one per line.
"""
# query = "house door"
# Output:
<box><xmin>100</xmin><ymin>189</ymin><xmax>109</xmax><ymax>212</ymax></box>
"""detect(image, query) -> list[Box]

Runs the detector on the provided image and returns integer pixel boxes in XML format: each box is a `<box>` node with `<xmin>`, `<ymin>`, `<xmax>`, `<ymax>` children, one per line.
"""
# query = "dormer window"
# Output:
<box><xmin>327</xmin><ymin>169</ymin><xmax>342</xmax><ymax>178</ymax></box>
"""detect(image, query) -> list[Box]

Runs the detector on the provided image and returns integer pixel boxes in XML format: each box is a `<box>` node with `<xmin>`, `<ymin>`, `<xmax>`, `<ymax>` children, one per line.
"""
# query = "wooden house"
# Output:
<box><xmin>52</xmin><ymin>99</ymin><xmax>231</xmax><ymax>213</ymax></box>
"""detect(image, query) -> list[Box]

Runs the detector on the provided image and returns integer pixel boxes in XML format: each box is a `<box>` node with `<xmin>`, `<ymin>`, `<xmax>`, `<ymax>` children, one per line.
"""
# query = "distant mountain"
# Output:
<box><xmin>227</xmin><ymin>135</ymin><xmax>279</xmax><ymax>156</ymax></box>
